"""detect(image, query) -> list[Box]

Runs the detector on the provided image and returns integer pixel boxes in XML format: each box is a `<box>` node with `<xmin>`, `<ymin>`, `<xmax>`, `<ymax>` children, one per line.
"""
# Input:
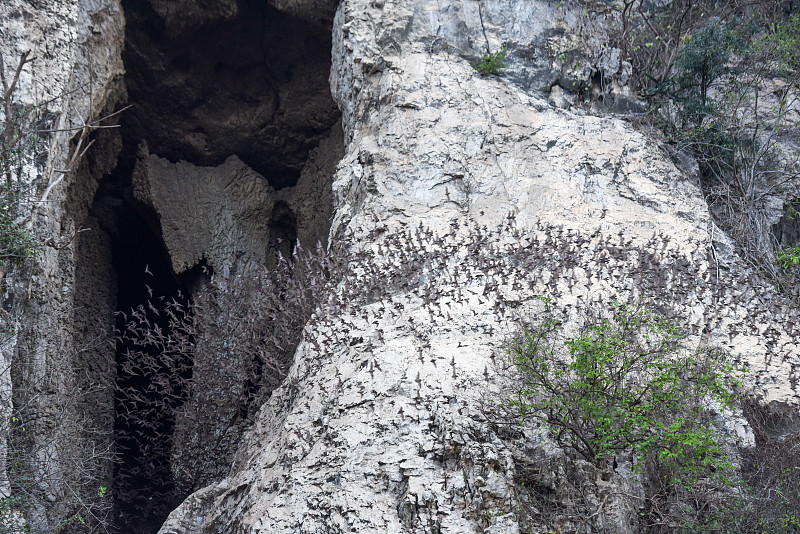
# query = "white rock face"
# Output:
<box><xmin>132</xmin><ymin>125</ymin><xmax>343</xmax><ymax>279</ymax></box>
<box><xmin>133</xmin><ymin>153</ymin><xmax>276</xmax><ymax>276</ymax></box>
<box><xmin>3</xmin><ymin>0</ymin><xmax>799</xmax><ymax>532</ymax></box>
<box><xmin>158</xmin><ymin>1</ymin><xmax>800</xmax><ymax>533</ymax></box>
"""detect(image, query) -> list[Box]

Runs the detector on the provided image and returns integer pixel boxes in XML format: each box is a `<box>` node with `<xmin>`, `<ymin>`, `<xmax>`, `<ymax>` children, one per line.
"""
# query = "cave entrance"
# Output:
<box><xmin>121</xmin><ymin>0</ymin><xmax>340</xmax><ymax>190</ymax></box>
<box><xmin>111</xmin><ymin>209</ymin><xmax>191</xmax><ymax>532</ymax></box>
<box><xmin>86</xmin><ymin>0</ymin><xmax>343</xmax><ymax>532</ymax></box>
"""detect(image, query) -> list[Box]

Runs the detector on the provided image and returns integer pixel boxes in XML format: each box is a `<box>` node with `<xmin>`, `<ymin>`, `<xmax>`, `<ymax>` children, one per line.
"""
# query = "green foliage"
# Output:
<box><xmin>507</xmin><ymin>299</ymin><xmax>740</xmax><ymax>483</ymax></box>
<box><xmin>628</xmin><ymin>10</ymin><xmax>800</xmax><ymax>282</ymax></box>
<box><xmin>0</xmin><ymin>191</ymin><xmax>39</xmax><ymax>267</ymax></box>
<box><xmin>0</xmin><ymin>51</ymin><xmax>43</xmax><ymax>269</ymax></box>
<box><xmin>474</xmin><ymin>44</ymin><xmax>509</xmax><ymax>76</ymax></box>
<box><xmin>777</xmin><ymin>245</ymin><xmax>800</xmax><ymax>271</ymax></box>
<box><xmin>759</xmin><ymin>13</ymin><xmax>800</xmax><ymax>75</ymax></box>
<box><xmin>638</xmin><ymin>17</ymin><xmax>753</xmax><ymax>126</ymax></box>
<box><xmin>671</xmin><ymin>18</ymin><xmax>750</xmax><ymax>122</ymax></box>
<box><xmin>617</xmin><ymin>1</ymin><xmax>784</xmax><ymax>94</ymax></box>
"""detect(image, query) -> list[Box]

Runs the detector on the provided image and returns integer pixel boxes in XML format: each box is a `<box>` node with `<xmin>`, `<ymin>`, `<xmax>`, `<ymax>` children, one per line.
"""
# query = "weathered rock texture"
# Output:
<box><xmin>123</xmin><ymin>0</ymin><xmax>340</xmax><ymax>187</ymax></box>
<box><xmin>2</xmin><ymin>0</ymin><xmax>342</xmax><ymax>530</ymax></box>
<box><xmin>2</xmin><ymin>0</ymin><xmax>800</xmax><ymax>533</ymax></box>
<box><xmin>132</xmin><ymin>125</ymin><xmax>342</xmax><ymax>278</ymax></box>
<box><xmin>1</xmin><ymin>0</ymin><xmax>125</xmax><ymax>530</ymax></box>
<box><xmin>129</xmin><ymin>123</ymin><xmax>342</xmax><ymax>501</ymax></box>
<box><xmin>156</xmin><ymin>1</ymin><xmax>799</xmax><ymax>533</ymax></box>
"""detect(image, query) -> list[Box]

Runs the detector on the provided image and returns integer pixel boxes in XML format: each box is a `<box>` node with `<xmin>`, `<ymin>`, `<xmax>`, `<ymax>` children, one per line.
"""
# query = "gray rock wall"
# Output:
<box><xmin>3</xmin><ymin>0</ymin><xmax>344</xmax><ymax>530</ymax></box>
<box><xmin>158</xmin><ymin>1</ymin><xmax>800</xmax><ymax>533</ymax></box>
<box><xmin>1</xmin><ymin>0</ymin><xmax>799</xmax><ymax>533</ymax></box>
<box><xmin>0</xmin><ymin>0</ymin><xmax>124</xmax><ymax>529</ymax></box>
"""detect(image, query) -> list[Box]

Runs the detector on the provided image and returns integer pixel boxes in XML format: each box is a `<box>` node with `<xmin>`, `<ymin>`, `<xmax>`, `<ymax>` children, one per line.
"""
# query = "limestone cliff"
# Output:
<box><xmin>0</xmin><ymin>0</ymin><xmax>798</xmax><ymax>533</ymax></box>
<box><xmin>159</xmin><ymin>1</ymin><xmax>799</xmax><ymax>533</ymax></box>
<box><xmin>0</xmin><ymin>0</ymin><xmax>124</xmax><ymax>529</ymax></box>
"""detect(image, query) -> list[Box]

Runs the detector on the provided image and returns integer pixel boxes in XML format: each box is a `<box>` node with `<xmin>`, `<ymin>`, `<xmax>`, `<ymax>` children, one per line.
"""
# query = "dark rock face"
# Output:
<box><xmin>268</xmin><ymin>0</ymin><xmax>340</xmax><ymax>23</ymax></box>
<box><xmin>773</xmin><ymin>199</ymin><xmax>800</xmax><ymax>249</ymax></box>
<box><xmin>148</xmin><ymin>0</ymin><xmax>239</xmax><ymax>34</ymax></box>
<box><xmin>122</xmin><ymin>0</ymin><xmax>341</xmax><ymax>188</ymax></box>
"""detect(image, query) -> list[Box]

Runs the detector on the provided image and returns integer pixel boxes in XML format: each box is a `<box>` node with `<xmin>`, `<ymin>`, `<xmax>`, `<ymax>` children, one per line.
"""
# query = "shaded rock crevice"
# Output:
<box><xmin>84</xmin><ymin>169</ymin><xmax>191</xmax><ymax>532</ymax></box>
<box><xmin>122</xmin><ymin>0</ymin><xmax>341</xmax><ymax>189</ymax></box>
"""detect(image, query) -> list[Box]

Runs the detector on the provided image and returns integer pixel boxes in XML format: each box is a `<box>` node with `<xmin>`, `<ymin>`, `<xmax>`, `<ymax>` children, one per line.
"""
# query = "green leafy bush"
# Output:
<box><xmin>671</xmin><ymin>18</ymin><xmax>750</xmax><ymax>122</ymax></box>
<box><xmin>474</xmin><ymin>44</ymin><xmax>509</xmax><ymax>76</ymax></box>
<box><xmin>758</xmin><ymin>13</ymin><xmax>800</xmax><ymax>75</ymax></box>
<box><xmin>616</xmin><ymin>0</ymin><xmax>782</xmax><ymax>98</ymax></box>
<box><xmin>0</xmin><ymin>191</ymin><xmax>39</xmax><ymax>267</ymax></box>
<box><xmin>0</xmin><ymin>50</ymin><xmax>41</xmax><ymax>268</ymax></box>
<box><xmin>777</xmin><ymin>245</ymin><xmax>800</xmax><ymax>271</ymax></box>
<box><xmin>627</xmin><ymin>10</ymin><xmax>800</xmax><ymax>283</ymax></box>
<box><xmin>507</xmin><ymin>299</ymin><xmax>741</xmax><ymax>482</ymax></box>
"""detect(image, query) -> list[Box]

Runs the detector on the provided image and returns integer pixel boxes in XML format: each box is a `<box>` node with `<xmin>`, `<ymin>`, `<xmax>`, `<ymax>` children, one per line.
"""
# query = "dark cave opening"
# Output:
<box><xmin>111</xmin><ymin>216</ymin><xmax>191</xmax><ymax>532</ymax></box>
<box><xmin>89</xmin><ymin>171</ymin><xmax>194</xmax><ymax>533</ymax></box>
<box><xmin>122</xmin><ymin>0</ymin><xmax>340</xmax><ymax>189</ymax></box>
<box><xmin>85</xmin><ymin>0</ymin><xmax>342</xmax><ymax>531</ymax></box>
<box><xmin>270</xmin><ymin>200</ymin><xmax>298</xmax><ymax>260</ymax></box>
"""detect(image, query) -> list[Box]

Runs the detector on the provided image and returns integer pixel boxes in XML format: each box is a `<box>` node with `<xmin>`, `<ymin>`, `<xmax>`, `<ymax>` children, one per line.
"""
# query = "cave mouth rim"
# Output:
<box><xmin>88</xmin><ymin>0</ymin><xmax>343</xmax><ymax>530</ymax></box>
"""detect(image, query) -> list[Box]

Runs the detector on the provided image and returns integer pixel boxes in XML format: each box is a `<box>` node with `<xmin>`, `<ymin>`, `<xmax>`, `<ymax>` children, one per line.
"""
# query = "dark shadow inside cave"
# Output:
<box><xmin>270</xmin><ymin>200</ymin><xmax>298</xmax><ymax>260</ymax></box>
<box><xmin>88</xmin><ymin>170</ymin><xmax>194</xmax><ymax>533</ymax></box>
<box><xmin>122</xmin><ymin>0</ymin><xmax>340</xmax><ymax>189</ymax></box>
<box><xmin>111</xmin><ymin>216</ymin><xmax>190</xmax><ymax>532</ymax></box>
<box><xmin>78</xmin><ymin>0</ymin><xmax>342</xmax><ymax>531</ymax></box>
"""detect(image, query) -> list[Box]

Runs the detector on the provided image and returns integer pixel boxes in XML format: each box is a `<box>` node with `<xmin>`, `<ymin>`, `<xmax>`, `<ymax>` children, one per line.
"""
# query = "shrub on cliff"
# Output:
<box><xmin>675</xmin><ymin>15</ymin><xmax>799</xmax><ymax>283</ymax></box>
<box><xmin>507</xmin><ymin>299</ymin><xmax>740</xmax><ymax>480</ymax></box>
<box><xmin>474</xmin><ymin>44</ymin><xmax>509</xmax><ymax>76</ymax></box>
<box><xmin>617</xmin><ymin>3</ymin><xmax>800</xmax><ymax>284</ymax></box>
<box><xmin>505</xmin><ymin>298</ymin><xmax>745</xmax><ymax>530</ymax></box>
<box><xmin>670</xmin><ymin>18</ymin><xmax>750</xmax><ymax>123</ymax></box>
<box><xmin>0</xmin><ymin>50</ymin><xmax>40</xmax><ymax>268</ymax></box>
<box><xmin>0</xmin><ymin>194</ymin><xmax>38</xmax><ymax>267</ymax></box>
<box><xmin>1</xmin><ymin>50</ymin><xmax>129</xmax><ymax>269</ymax></box>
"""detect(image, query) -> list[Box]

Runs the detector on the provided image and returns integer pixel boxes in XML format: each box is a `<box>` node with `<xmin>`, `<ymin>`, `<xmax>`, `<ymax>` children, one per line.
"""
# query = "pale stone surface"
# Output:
<box><xmin>131</xmin><ymin>124</ymin><xmax>343</xmax><ymax>278</ymax></box>
<box><xmin>133</xmin><ymin>152</ymin><xmax>276</xmax><ymax>276</ymax></box>
<box><xmin>2</xmin><ymin>0</ymin><xmax>799</xmax><ymax>532</ymax></box>
<box><xmin>159</xmin><ymin>1</ymin><xmax>800</xmax><ymax>533</ymax></box>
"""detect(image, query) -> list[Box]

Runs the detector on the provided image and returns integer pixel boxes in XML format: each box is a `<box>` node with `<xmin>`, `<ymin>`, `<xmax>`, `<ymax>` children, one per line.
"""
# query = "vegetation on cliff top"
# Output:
<box><xmin>617</xmin><ymin>1</ymin><xmax>800</xmax><ymax>289</ymax></box>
